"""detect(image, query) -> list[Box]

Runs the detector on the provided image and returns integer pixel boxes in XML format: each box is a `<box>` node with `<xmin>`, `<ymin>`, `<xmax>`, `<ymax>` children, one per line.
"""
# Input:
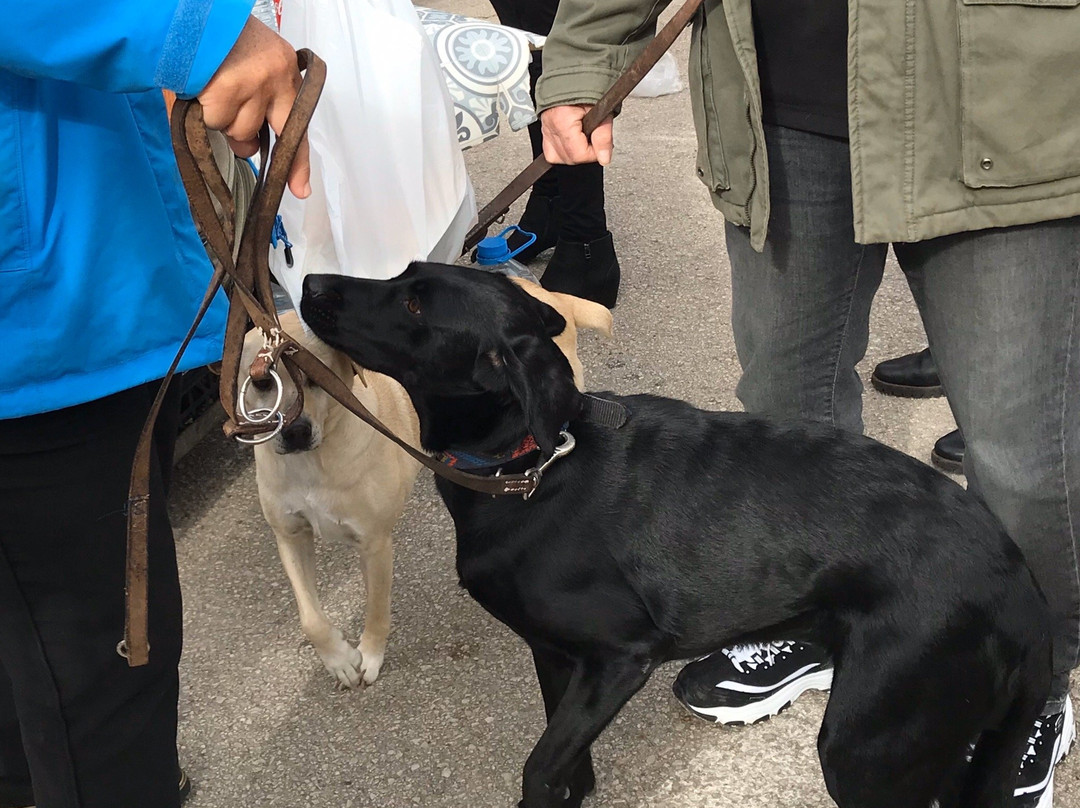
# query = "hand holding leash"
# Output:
<box><xmin>198</xmin><ymin>16</ymin><xmax>312</xmax><ymax>199</ymax></box>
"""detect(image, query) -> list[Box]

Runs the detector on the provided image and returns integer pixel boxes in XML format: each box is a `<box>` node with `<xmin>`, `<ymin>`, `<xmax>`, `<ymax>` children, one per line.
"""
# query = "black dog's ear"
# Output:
<box><xmin>533</xmin><ymin>298</ymin><xmax>567</xmax><ymax>338</ymax></box>
<box><xmin>499</xmin><ymin>333</ymin><xmax>580</xmax><ymax>456</ymax></box>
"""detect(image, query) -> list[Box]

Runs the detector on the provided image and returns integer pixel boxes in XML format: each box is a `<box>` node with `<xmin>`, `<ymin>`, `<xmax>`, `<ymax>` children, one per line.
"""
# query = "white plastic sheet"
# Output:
<box><xmin>272</xmin><ymin>0</ymin><xmax>477</xmax><ymax>311</ymax></box>
<box><xmin>629</xmin><ymin>52</ymin><xmax>684</xmax><ymax>98</ymax></box>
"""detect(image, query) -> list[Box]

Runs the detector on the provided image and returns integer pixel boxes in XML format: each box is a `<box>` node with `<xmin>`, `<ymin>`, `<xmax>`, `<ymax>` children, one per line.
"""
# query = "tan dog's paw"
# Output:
<box><xmin>315</xmin><ymin>629</ymin><xmax>365</xmax><ymax>689</ymax></box>
<box><xmin>358</xmin><ymin>634</ymin><xmax>386</xmax><ymax>685</ymax></box>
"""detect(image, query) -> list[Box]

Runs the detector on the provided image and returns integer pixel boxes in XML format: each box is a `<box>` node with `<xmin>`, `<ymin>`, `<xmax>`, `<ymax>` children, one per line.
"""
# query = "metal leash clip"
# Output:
<box><xmin>233</xmin><ymin>410</ymin><xmax>285</xmax><ymax>445</ymax></box>
<box><xmin>523</xmin><ymin>430</ymin><xmax>576</xmax><ymax>500</ymax></box>
<box><xmin>237</xmin><ymin>367</ymin><xmax>284</xmax><ymax>424</ymax></box>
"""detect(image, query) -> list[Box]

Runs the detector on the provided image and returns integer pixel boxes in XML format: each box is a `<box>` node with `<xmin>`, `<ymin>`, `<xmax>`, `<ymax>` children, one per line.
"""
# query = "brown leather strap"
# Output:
<box><xmin>123</xmin><ymin>51</ymin><xmax>327</xmax><ymax>667</ymax></box>
<box><xmin>462</xmin><ymin>0</ymin><xmax>704</xmax><ymax>253</ymax></box>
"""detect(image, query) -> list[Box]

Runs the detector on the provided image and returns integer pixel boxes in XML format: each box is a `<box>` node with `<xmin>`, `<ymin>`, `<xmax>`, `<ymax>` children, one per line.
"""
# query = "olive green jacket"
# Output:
<box><xmin>535</xmin><ymin>0</ymin><xmax>1080</xmax><ymax>250</ymax></box>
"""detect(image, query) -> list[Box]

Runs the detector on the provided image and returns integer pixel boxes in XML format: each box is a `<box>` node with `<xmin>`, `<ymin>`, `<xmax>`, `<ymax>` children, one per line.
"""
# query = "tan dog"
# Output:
<box><xmin>241</xmin><ymin>310</ymin><xmax>420</xmax><ymax>687</ymax></box>
<box><xmin>242</xmin><ymin>284</ymin><xmax>610</xmax><ymax>688</ymax></box>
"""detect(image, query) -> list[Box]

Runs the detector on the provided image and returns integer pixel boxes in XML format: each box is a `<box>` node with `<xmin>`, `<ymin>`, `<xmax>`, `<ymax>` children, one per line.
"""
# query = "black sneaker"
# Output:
<box><xmin>672</xmin><ymin>641</ymin><xmax>833</xmax><ymax>725</ymax></box>
<box><xmin>1014</xmin><ymin>697</ymin><xmax>1075</xmax><ymax>808</ymax></box>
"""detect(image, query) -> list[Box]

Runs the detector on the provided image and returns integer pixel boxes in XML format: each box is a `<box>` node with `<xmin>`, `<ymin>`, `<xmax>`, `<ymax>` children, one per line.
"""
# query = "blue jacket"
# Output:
<box><xmin>0</xmin><ymin>1</ymin><xmax>255</xmax><ymax>419</ymax></box>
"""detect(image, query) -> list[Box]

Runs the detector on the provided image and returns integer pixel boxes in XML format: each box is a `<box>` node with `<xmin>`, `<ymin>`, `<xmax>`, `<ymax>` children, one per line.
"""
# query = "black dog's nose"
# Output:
<box><xmin>302</xmin><ymin>274</ymin><xmax>343</xmax><ymax>306</ymax></box>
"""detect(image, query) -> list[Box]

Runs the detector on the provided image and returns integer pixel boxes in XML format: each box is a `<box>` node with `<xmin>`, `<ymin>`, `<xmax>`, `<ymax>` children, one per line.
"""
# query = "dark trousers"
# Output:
<box><xmin>0</xmin><ymin>381</ymin><xmax>182</xmax><ymax>808</ymax></box>
<box><xmin>488</xmin><ymin>0</ymin><xmax>608</xmax><ymax>243</ymax></box>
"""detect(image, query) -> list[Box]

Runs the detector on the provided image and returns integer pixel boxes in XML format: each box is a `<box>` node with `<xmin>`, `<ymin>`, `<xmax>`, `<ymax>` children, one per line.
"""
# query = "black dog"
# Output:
<box><xmin>301</xmin><ymin>263</ymin><xmax>1051</xmax><ymax>808</ymax></box>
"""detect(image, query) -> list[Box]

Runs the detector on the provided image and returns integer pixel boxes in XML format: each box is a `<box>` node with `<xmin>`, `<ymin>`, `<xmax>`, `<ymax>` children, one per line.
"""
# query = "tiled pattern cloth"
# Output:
<box><xmin>415</xmin><ymin>8</ymin><xmax>545</xmax><ymax>148</ymax></box>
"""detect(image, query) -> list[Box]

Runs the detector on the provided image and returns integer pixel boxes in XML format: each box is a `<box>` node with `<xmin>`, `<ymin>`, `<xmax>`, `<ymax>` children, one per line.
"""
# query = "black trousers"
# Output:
<box><xmin>0</xmin><ymin>381</ymin><xmax>182</xmax><ymax>808</ymax></box>
<box><xmin>488</xmin><ymin>0</ymin><xmax>608</xmax><ymax>243</ymax></box>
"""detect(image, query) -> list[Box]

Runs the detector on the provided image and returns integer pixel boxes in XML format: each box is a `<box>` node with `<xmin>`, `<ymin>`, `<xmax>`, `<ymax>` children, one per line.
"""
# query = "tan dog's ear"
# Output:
<box><xmin>509</xmin><ymin>278</ymin><xmax>614</xmax><ymax>337</ymax></box>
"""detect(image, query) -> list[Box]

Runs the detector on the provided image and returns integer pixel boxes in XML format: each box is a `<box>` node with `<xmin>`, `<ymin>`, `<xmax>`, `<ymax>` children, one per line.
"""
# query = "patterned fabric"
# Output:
<box><xmin>438</xmin><ymin>434</ymin><xmax>540</xmax><ymax>471</ymax></box>
<box><xmin>415</xmin><ymin>8</ymin><xmax>545</xmax><ymax>149</ymax></box>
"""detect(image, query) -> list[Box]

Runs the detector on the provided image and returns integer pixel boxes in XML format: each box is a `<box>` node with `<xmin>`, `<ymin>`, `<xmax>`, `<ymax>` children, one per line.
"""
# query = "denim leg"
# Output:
<box><xmin>728</xmin><ymin>125</ymin><xmax>888</xmax><ymax>432</ymax></box>
<box><xmin>895</xmin><ymin>219</ymin><xmax>1080</xmax><ymax>709</ymax></box>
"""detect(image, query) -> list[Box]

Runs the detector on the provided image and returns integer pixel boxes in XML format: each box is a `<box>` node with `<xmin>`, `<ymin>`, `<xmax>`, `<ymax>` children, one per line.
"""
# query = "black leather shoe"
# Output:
<box><xmin>179</xmin><ymin>768</ymin><xmax>192</xmax><ymax>804</ymax></box>
<box><xmin>507</xmin><ymin>193</ymin><xmax>561</xmax><ymax>264</ymax></box>
<box><xmin>931</xmin><ymin>429</ymin><xmax>965</xmax><ymax>474</ymax></box>
<box><xmin>0</xmin><ymin>768</ymin><xmax>191</xmax><ymax>807</ymax></box>
<box><xmin>0</xmin><ymin>778</ymin><xmax>33</xmax><ymax>808</ymax></box>
<box><xmin>540</xmin><ymin>232</ymin><xmax>620</xmax><ymax>309</ymax></box>
<box><xmin>870</xmin><ymin>348</ymin><xmax>943</xmax><ymax>398</ymax></box>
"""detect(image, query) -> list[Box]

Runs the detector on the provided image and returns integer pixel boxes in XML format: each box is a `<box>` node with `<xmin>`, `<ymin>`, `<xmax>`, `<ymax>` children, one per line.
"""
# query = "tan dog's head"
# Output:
<box><xmin>510</xmin><ymin>278</ymin><xmax>612</xmax><ymax>389</ymax></box>
<box><xmin>239</xmin><ymin>309</ymin><xmax>355</xmax><ymax>454</ymax></box>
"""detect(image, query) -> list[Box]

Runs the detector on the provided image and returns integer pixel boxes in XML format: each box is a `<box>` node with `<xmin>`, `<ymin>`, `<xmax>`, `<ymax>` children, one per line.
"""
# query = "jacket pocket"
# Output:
<box><xmin>958</xmin><ymin>0</ymin><xmax>1080</xmax><ymax>188</ymax></box>
<box><xmin>0</xmin><ymin>87</ymin><xmax>30</xmax><ymax>273</ymax></box>
<box><xmin>688</xmin><ymin>12</ymin><xmax>730</xmax><ymax>192</ymax></box>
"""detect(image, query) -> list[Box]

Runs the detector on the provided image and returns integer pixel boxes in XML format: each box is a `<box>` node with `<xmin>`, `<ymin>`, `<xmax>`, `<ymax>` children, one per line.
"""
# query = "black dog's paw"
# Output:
<box><xmin>569</xmin><ymin>761</ymin><xmax>595</xmax><ymax>802</ymax></box>
<box><xmin>519</xmin><ymin>777</ymin><xmax>592</xmax><ymax>808</ymax></box>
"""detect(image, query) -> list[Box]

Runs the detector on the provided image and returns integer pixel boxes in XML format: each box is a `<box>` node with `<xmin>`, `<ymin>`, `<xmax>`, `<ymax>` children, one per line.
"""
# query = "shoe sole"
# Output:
<box><xmin>930</xmin><ymin>448</ymin><xmax>964</xmax><ymax>475</ymax></box>
<box><xmin>870</xmin><ymin>375</ymin><xmax>944</xmax><ymax>399</ymax></box>
<box><xmin>676</xmin><ymin>668</ymin><xmax>834</xmax><ymax>726</ymax></box>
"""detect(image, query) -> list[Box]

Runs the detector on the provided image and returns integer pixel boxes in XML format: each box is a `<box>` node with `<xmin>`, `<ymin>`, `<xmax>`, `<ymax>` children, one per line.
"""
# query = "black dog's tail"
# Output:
<box><xmin>959</xmin><ymin>633</ymin><xmax>1051</xmax><ymax>808</ymax></box>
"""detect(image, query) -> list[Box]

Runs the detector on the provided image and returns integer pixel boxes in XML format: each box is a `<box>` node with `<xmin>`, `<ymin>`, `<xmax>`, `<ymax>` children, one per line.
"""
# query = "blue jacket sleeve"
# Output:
<box><xmin>2</xmin><ymin>0</ymin><xmax>253</xmax><ymax>95</ymax></box>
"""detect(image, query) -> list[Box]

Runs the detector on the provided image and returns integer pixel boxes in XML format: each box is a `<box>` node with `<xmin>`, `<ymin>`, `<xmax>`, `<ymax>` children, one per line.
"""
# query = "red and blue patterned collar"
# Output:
<box><xmin>436</xmin><ymin>433</ymin><xmax>541</xmax><ymax>472</ymax></box>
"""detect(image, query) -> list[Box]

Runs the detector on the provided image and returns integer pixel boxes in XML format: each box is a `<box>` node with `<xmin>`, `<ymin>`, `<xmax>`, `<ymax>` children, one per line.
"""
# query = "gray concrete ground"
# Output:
<box><xmin>173</xmin><ymin>3</ymin><xmax>1080</xmax><ymax>805</ymax></box>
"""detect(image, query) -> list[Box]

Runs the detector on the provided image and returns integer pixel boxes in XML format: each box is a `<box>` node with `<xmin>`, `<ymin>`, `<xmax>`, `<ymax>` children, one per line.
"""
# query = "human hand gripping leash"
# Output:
<box><xmin>460</xmin><ymin>0</ymin><xmax>705</xmax><ymax>254</ymax></box>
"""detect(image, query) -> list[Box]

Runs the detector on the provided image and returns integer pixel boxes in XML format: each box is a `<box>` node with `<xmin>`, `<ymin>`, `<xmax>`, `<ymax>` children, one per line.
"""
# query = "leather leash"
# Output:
<box><xmin>121</xmin><ymin>0</ymin><xmax>698</xmax><ymax>663</ymax></box>
<box><xmin>462</xmin><ymin>0</ymin><xmax>704</xmax><ymax>253</ymax></box>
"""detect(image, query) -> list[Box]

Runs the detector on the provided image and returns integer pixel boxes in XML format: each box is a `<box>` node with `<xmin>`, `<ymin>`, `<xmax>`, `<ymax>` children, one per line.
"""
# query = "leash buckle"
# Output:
<box><xmin>523</xmin><ymin>430</ymin><xmax>576</xmax><ymax>500</ymax></box>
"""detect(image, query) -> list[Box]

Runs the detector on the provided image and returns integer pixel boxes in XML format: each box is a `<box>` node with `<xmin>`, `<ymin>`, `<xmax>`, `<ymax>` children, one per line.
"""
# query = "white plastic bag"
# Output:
<box><xmin>272</xmin><ymin>0</ymin><xmax>477</xmax><ymax>311</ymax></box>
<box><xmin>629</xmin><ymin>52</ymin><xmax>684</xmax><ymax>98</ymax></box>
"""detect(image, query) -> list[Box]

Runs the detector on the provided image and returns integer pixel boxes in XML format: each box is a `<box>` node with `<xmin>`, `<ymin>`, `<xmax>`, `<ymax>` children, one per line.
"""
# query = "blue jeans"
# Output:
<box><xmin>727</xmin><ymin>124</ymin><xmax>1080</xmax><ymax>709</ymax></box>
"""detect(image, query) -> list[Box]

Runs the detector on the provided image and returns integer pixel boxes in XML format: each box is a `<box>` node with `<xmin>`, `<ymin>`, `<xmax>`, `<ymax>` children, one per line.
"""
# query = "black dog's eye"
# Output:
<box><xmin>404</xmin><ymin>297</ymin><xmax>421</xmax><ymax>315</ymax></box>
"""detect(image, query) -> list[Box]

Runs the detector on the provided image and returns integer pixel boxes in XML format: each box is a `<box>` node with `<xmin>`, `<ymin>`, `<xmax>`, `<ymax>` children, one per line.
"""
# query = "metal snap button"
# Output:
<box><xmin>696</xmin><ymin>167</ymin><xmax>705</xmax><ymax>178</ymax></box>
<box><xmin>980</xmin><ymin>157</ymin><xmax>994</xmax><ymax>171</ymax></box>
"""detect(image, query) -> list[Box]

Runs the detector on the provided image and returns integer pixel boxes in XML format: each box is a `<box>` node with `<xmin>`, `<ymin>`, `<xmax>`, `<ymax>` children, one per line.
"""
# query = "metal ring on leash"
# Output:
<box><xmin>234</xmin><ymin>410</ymin><xmax>285</xmax><ymax>445</ymax></box>
<box><xmin>238</xmin><ymin>368</ymin><xmax>284</xmax><ymax>423</ymax></box>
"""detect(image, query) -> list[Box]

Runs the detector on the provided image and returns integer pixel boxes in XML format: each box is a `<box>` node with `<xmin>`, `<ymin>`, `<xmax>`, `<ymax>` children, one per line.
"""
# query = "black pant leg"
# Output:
<box><xmin>0</xmin><ymin>664</ymin><xmax>32</xmax><ymax>805</ymax></box>
<box><xmin>490</xmin><ymin>0</ymin><xmax>609</xmax><ymax>239</ymax></box>
<box><xmin>0</xmin><ymin>381</ymin><xmax>182</xmax><ymax>808</ymax></box>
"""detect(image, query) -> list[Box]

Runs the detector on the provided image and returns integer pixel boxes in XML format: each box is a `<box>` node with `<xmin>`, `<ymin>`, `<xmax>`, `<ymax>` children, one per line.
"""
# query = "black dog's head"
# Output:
<box><xmin>300</xmin><ymin>262</ymin><xmax>582</xmax><ymax>456</ymax></box>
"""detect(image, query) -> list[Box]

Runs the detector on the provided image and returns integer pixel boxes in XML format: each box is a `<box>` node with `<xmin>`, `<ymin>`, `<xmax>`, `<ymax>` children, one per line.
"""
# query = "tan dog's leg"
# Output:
<box><xmin>358</xmin><ymin>535</ymin><xmax>393</xmax><ymax>685</ymax></box>
<box><xmin>274</xmin><ymin>520</ymin><xmax>366</xmax><ymax>688</ymax></box>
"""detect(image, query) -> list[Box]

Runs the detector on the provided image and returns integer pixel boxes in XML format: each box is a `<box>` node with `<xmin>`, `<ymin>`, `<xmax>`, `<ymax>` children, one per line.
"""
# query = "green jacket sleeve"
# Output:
<box><xmin>535</xmin><ymin>0</ymin><xmax>672</xmax><ymax>111</ymax></box>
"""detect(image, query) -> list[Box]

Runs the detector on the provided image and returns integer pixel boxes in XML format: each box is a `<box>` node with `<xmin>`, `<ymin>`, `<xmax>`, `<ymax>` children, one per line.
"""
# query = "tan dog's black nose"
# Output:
<box><xmin>280</xmin><ymin>418</ymin><xmax>314</xmax><ymax>453</ymax></box>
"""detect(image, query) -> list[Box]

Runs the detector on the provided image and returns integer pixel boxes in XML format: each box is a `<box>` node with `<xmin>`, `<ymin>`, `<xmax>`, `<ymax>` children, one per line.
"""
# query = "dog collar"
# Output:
<box><xmin>437</xmin><ymin>433</ymin><xmax>541</xmax><ymax>472</ymax></box>
<box><xmin>437</xmin><ymin>429</ymin><xmax>577</xmax><ymax>500</ymax></box>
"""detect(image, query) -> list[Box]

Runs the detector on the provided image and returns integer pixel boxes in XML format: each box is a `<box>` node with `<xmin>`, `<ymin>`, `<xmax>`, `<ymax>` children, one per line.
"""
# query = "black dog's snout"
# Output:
<box><xmin>302</xmin><ymin>274</ymin><xmax>343</xmax><ymax>307</ymax></box>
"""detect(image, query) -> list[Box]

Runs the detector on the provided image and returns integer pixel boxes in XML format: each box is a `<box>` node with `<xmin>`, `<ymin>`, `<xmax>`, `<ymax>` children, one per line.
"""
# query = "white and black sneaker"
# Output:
<box><xmin>672</xmin><ymin>640</ymin><xmax>833</xmax><ymax>725</ymax></box>
<box><xmin>1013</xmin><ymin>696</ymin><xmax>1075</xmax><ymax>808</ymax></box>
